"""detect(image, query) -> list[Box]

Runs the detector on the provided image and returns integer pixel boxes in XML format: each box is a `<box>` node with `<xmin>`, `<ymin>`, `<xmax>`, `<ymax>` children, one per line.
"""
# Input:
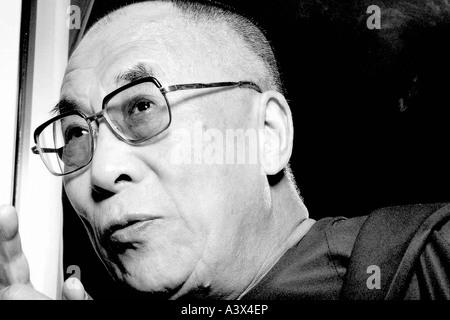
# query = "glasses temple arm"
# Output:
<box><xmin>162</xmin><ymin>81</ymin><xmax>262</xmax><ymax>94</ymax></box>
<box><xmin>31</xmin><ymin>146</ymin><xmax>63</xmax><ymax>155</ymax></box>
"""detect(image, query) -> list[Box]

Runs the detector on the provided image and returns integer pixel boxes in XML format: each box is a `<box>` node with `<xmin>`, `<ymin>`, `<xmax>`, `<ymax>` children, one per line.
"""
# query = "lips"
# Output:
<box><xmin>102</xmin><ymin>214</ymin><xmax>160</xmax><ymax>246</ymax></box>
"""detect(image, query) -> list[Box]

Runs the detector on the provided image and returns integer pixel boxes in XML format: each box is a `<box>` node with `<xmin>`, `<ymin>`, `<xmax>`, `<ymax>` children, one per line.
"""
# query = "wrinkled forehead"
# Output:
<box><xmin>63</xmin><ymin>5</ymin><xmax>222</xmax><ymax>95</ymax></box>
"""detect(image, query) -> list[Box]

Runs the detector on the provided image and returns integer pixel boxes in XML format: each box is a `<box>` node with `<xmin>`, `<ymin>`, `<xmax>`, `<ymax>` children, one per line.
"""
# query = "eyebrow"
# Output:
<box><xmin>50</xmin><ymin>63</ymin><xmax>158</xmax><ymax>115</ymax></box>
<box><xmin>50</xmin><ymin>98</ymin><xmax>82</xmax><ymax>115</ymax></box>
<box><xmin>114</xmin><ymin>62</ymin><xmax>157</xmax><ymax>85</ymax></box>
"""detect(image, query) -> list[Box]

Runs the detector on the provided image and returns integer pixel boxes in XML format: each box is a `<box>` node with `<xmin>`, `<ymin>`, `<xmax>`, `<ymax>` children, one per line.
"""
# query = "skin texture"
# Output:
<box><xmin>1</xmin><ymin>1</ymin><xmax>314</xmax><ymax>299</ymax></box>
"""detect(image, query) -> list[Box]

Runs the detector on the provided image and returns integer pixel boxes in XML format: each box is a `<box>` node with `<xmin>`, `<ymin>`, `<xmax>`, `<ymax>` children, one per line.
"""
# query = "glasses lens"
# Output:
<box><xmin>37</xmin><ymin>114</ymin><xmax>92</xmax><ymax>175</ymax></box>
<box><xmin>104</xmin><ymin>81</ymin><xmax>170</xmax><ymax>142</ymax></box>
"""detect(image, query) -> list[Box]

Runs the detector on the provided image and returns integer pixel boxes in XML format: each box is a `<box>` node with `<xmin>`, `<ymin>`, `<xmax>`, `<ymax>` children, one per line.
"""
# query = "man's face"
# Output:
<box><xmin>62</xmin><ymin>6</ymin><xmax>268</xmax><ymax>296</ymax></box>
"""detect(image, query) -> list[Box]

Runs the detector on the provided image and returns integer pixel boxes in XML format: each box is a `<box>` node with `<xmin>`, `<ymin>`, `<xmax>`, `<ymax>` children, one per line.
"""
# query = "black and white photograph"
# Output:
<box><xmin>1</xmin><ymin>0</ymin><xmax>450</xmax><ymax>309</ymax></box>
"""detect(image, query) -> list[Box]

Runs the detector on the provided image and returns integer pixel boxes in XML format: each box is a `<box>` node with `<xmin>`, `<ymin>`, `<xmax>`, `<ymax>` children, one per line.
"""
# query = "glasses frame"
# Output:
<box><xmin>31</xmin><ymin>77</ymin><xmax>262</xmax><ymax>176</ymax></box>
<box><xmin>31</xmin><ymin>76</ymin><xmax>262</xmax><ymax>176</ymax></box>
<box><xmin>32</xmin><ymin>109</ymin><xmax>96</xmax><ymax>176</ymax></box>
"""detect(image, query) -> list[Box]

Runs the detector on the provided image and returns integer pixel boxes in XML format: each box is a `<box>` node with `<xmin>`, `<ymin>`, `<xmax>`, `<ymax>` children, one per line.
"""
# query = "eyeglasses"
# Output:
<box><xmin>31</xmin><ymin>77</ymin><xmax>261</xmax><ymax>176</ymax></box>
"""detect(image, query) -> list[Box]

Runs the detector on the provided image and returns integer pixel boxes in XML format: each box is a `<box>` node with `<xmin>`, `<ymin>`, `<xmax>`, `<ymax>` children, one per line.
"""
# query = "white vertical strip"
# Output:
<box><xmin>0</xmin><ymin>1</ymin><xmax>21</xmax><ymax>206</ymax></box>
<box><xmin>18</xmin><ymin>0</ymin><xmax>70</xmax><ymax>299</ymax></box>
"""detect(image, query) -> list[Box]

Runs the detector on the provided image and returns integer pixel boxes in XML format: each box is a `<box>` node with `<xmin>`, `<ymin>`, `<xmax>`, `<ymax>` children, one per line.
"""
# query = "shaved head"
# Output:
<box><xmin>83</xmin><ymin>0</ymin><xmax>282</xmax><ymax>94</ymax></box>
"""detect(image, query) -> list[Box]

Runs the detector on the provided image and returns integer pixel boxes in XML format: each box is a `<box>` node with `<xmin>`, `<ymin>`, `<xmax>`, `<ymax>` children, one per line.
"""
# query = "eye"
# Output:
<box><xmin>64</xmin><ymin>125</ymin><xmax>89</xmax><ymax>143</ymax></box>
<box><xmin>129</xmin><ymin>99</ymin><xmax>154</xmax><ymax>115</ymax></box>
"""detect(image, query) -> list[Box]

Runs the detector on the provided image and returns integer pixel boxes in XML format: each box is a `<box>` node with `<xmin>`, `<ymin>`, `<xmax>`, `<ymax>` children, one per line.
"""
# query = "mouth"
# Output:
<box><xmin>102</xmin><ymin>214</ymin><xmax>160</xmax><ymax>249</ymax></box>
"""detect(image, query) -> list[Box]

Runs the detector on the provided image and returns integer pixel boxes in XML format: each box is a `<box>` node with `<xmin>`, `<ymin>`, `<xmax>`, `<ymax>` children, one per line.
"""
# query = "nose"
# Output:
<box><xmin>89</xmin><ymin>122</ymin><xmax>145</xmax><ymax>201</ymax></box>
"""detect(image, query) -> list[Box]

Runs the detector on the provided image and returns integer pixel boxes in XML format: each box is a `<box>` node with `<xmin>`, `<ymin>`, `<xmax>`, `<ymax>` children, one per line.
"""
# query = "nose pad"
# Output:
<box><xmin>89</xmin><ymin>122</ymin><xmax>100</xmax><ymax>151</ymax></box>
<box><xmin>92</xmin><ymin>127</ymin><xmax>99</xmax><ymax>138</ymax></box>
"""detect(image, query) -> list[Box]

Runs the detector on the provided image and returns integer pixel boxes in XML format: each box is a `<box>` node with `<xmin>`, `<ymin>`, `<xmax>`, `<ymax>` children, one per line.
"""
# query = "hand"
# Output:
<box><xmin>0</xmin><ymin>204</ymin><xmax>91</xmax><ymax>300</ymax></box>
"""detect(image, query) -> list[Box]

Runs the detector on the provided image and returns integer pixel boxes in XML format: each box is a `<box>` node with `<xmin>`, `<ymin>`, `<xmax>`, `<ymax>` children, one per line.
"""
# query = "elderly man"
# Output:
<box><xmin>1</xmin><ymin>0</ymin><xmax>449</xmax><ymax>300</ymax></box>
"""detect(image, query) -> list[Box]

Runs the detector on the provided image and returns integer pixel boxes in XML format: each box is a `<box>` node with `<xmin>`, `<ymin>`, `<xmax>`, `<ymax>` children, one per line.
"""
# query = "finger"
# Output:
<box><xmin>62</xmin><ymin>277</ymin><xmax>93</xmax><ymax>300</ymax></box>
<box><xmin>0</xmin><ymin>205</ymin><xmax>19</xmax><ymax>242</ymax></box>
<box><xmin>0</xmin><ymin>205</ymin><xmax>30</xmax><ymax>287</ymax></box>
<box><xmin>0</xmin><ymin>283</ymin><xmax>50</xmax><ymax>300</ymax></box>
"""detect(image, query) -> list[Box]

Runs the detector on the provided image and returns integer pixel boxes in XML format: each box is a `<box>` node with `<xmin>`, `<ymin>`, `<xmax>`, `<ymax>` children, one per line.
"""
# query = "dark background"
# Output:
<box><xmin>62</xmin><ymin>0</ymin><xmax>450</xmax><ymax>298</ymax></box>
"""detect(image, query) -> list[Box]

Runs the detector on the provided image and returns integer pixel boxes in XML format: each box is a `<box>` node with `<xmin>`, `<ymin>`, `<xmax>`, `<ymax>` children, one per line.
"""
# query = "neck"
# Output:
<box><xmin>211</xmin><ymin>176</ymin><xmax>314</xmax><ymax>299</ymax></box>
<box><xmin>235</xmin><ymin>176</ymin><xmax>315</xmax><ymax>298</ymax></box>
<box><xmin>171</xmin><ymin>176</ymin><xmax>315</xmax><ymax>299</ymax></box>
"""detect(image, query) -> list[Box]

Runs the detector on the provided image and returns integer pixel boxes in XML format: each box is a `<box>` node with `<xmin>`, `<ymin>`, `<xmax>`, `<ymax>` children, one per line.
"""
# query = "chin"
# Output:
<box><xmin>104</xmin><ymin>251</ymin><xmax>194</xmax><ymax>298</ymax></box>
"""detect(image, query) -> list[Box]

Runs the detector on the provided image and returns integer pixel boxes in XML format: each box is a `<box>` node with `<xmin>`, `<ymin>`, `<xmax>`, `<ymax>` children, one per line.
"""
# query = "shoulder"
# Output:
<box><xmin>403</xmin><ymin>207</ymin><xmax>450</xmax><ymax>299</ymax></box>
<box><xmin>340</xmin><ymin>202</ymin><xmax>450</xmax><ymax>299</ymax></box>
<box><xmin>297</xmin><ymin>215</ymin><xmax>367</xmax><ymax>270</ymax></box>
<box><xmin>242</xmin><ymin>215</ymin><xmax>367</xmax><ymax>299</ymax></box>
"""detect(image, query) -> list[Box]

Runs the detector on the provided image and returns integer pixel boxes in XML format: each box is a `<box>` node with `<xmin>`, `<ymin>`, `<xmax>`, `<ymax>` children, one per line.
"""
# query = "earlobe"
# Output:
<box><xmin>258</xmin><ymin>91</ymin><xmax>293</xmax><ymax>176</ymax></box>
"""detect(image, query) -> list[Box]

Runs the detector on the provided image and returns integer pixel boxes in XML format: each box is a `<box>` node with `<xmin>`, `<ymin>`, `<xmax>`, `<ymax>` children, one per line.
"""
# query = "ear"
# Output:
<box><xmin>257</xmin><ymin>90</ymin><xmax>293</xmax><ymax>175</ymax></box>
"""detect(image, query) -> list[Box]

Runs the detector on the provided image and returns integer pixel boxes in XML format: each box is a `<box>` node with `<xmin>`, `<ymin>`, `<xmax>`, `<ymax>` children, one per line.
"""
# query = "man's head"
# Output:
<box><xmin>60</xmin><ymin>0</ymin><xmax>305</xmax><ymax>298</ymax></box>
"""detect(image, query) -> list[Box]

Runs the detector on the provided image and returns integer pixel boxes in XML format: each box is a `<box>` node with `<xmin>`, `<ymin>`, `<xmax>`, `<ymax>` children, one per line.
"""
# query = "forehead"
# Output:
<box><xmin>62</xmin><ymin>4</ymin><xmax>225</xmax><ymax>99</ymax></box>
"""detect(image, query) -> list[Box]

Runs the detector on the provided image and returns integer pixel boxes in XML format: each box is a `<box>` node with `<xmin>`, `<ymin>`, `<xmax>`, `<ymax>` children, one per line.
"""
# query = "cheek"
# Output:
<box><xmin>161</xmin><ymin>163</ymin><xmax>266</xmax><ymax>273</ymax></box>
<box><xmin>161</xmin><ymin>160</ymin><xmax>261</xmax><ymax>238</ymax></box>
<box><xmin>63</xmin><ymin>172</ymin><xmax>92</xmax><ymax>219</ymax></box>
